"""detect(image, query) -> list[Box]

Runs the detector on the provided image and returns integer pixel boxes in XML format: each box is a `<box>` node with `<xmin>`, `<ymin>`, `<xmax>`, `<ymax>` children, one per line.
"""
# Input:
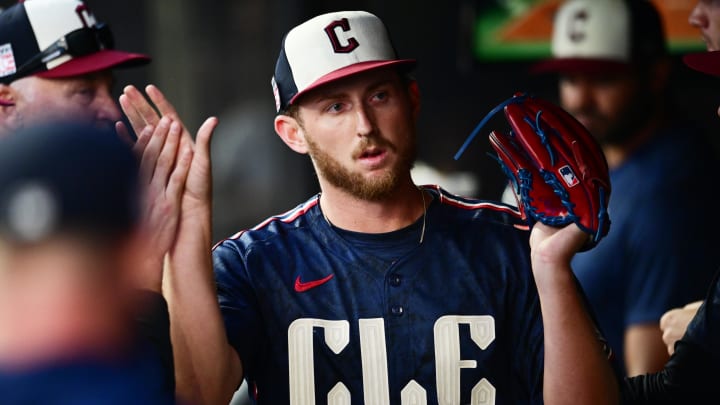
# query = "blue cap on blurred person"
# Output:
<box><xmin>0</xmin><ymin>123</ymin><xmax>140</xmax><ymax>242</ymax></box>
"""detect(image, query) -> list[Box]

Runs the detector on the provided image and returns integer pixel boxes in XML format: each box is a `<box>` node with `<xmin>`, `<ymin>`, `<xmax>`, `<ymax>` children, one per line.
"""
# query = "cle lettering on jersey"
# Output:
<box><xmin>288</xmin><ymin>315</ymin><xmax>497</xmax><ymax>405</ymax></box>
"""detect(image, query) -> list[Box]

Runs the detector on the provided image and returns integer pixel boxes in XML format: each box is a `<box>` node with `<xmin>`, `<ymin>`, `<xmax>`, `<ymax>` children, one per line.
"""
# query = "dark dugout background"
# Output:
<box><xmin>8</xmin><ymin>0</ymin><xmax>720</xmax><ymax>243</ymax></box>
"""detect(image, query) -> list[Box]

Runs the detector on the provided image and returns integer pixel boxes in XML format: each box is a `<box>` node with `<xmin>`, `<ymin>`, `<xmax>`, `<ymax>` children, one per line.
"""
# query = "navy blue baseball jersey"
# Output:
<box><xmin>214</xmin><ymin>186</ymin><xmax>544</xmax><ymax>404</ymax></box>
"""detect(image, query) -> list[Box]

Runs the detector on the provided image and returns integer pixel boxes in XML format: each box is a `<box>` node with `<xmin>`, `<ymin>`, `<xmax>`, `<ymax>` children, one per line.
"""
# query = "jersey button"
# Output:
<box><xmin>391</xmin><ymin>305</ymin><xmax>404</xmax><ymax>316</ymax></box>
<box><xmin>389</xmin><ymin>275</ymin><xmax>402</xmax><ymax>286</ymax></box>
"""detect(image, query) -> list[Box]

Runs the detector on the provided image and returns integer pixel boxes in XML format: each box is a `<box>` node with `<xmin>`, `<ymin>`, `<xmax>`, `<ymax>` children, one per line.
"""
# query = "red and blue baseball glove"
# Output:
<box><xmin>455</xmin><ymin>93</ymin><xmax>611</xmax><ymax>250</ymax></box>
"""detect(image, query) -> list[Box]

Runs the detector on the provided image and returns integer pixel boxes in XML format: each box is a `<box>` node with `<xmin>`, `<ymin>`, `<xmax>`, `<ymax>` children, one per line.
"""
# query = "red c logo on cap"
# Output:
<box><xmin>568</xmin><ymin>10</ymin><xmax>588</xmax><ymax>43</ymax></box>
<box><xmin>324</xmin><ymin>18</ymin><xmax>359</xmax><ymax>54</ymax></box>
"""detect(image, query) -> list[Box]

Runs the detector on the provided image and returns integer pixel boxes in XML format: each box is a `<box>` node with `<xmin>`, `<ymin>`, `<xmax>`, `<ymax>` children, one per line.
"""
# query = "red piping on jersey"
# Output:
<box><xmin>425</xmin><ymin>184</ymin><xmax>523</xmax><ymax>217</ymax></box>
<box><xmin>212</xmin><ymin>196</ymin><xmax>320</xmax><ymax>250</ymax></box>
<box><xmin>214</xmin><ymin>187</ymin><xmax>524</xmax><ymax>250</ymax></box>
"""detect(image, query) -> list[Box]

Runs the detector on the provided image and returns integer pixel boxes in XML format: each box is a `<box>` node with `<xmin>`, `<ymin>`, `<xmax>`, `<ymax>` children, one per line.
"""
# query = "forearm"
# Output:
<box><xmin>165</xmin><ymin>208</ymin><xmax>241</xmax><ymax>405</ymax></box>
<box><xmin>624</xmin><ymin>325</ymin><xmax>669</xmax><ymax>376</ymax></box>
<box><xmin>534</xmin><ymin>267</ymin><xmax>619</xmax><ymax>405</ymax></box>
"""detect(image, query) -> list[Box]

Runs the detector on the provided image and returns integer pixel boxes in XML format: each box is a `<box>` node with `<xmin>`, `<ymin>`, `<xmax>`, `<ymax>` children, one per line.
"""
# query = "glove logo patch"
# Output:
<box><xmin>558</xmin><ymin>165</ymin><xmax>579</xmax><ymax>187</ymax></box>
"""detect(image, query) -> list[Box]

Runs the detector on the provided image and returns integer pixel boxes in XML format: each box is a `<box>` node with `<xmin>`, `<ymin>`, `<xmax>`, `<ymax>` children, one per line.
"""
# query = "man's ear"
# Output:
<box><xmin>0</xmin><ymin>84</ymin><xmax>19</xmax><ymax>133</ymax></box>
<box><xmin>274</xmin><ymin>114</ymin><xmax>309</xmax><ymax>154</ymax></box>
<box><xmin>408</xmin><ymin>80</ymin><xmax>421</xmax><ymax>119</ymax></box>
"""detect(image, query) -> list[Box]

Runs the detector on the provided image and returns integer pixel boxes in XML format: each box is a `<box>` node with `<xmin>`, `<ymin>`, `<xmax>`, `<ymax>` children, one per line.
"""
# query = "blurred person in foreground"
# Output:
<box><xmin>0</xmin><ymin>122</ymin><xmax>184</xmax><ymax>404</ymax></box>
<box><xmin>531</xmin><ymin>0</ymin><xmax>720</xmax><ymax>377</ymax></box>
<box><xmin>0</xmin><ymin>0</ymin><xmax>209</xmax><ymax>393</ymax></box>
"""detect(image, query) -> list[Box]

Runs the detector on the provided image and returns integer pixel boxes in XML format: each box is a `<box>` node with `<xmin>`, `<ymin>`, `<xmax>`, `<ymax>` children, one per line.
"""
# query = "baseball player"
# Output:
<box><xmin>531</xmin><ymin>0</ymin><xmax>720</xmax><ymax>377</ymax></box>
<box><xmin>659</xmin><ymin>0</ymin><xmax>720</xmax><ymax>357</ymax></box>
<box><xmin>119</xmin><ymin>10</ymin><xmax>617</xmax><ymax>405</ymax></box>
<box><xmin>0</xmin><ymin>122</ymin><xmax>176</xmax><ymax>404</ymax></box>
<box><xmin>620</xmin><ymin>51</ymin><xmax>720</xmax><ymax>402</ymax></box>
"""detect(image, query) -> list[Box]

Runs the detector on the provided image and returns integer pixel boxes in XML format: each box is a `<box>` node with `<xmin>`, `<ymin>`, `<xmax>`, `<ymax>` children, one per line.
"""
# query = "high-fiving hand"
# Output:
<box><xmin>116</xmin><ymin>85</ymin><xmax>218</xmax><ymax>291</ymax></box>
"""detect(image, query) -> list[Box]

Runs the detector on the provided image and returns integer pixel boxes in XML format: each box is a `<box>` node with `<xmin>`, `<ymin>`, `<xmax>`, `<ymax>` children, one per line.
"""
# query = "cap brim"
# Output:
<box><xmin>530</xmin><ymin>58</ymin><xmax>631</xmax><ymax>75</ymax></box>
<box><xmin>35</xmin><ymin>49</ymin><xmax>150</xmax><ymax>79</ymax></box>
<box><xmin>289</xmin><ymin>59</ymin><xmax>416</xmax><ymax>105</ymax></box>
<box><xmin>683</xmin><ymin>51</ymin><xmax>720</xmax><ymax>76</ymax></box>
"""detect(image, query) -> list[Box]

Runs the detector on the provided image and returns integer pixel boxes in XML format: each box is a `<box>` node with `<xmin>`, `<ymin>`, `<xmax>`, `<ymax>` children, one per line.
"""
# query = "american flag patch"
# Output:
<box><xmin>0</xmin><ymin>43</ymin><xmax>16</xmax><ymax>78</ymax></box>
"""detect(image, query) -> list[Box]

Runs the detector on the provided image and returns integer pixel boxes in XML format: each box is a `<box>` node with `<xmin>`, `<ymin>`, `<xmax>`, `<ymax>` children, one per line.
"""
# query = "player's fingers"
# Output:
<box><xmin>146</xmin><ymin>84</ymin><xmax>196</xmax><ymax>144</ymax></box>
<box><xmin>152</xmin><ymin>121</ymin><xmax>182</xmax><ymax>187</ymax></box>
<box><xmin>659</xmin><ymin>308</ymin><xmax>677</xmax><ymax>331</ymax></box>
<box><xmin>195</xmin><ymin>116</ymin><xmax>218</xmax><ymax>164</ymax></box>
<box><xmin>167</xmin><ymin>146</ymin><xmax>193</xmax><ymax>202</ymax></box>
<box><xmin>139</xmin><ymin>117</ymin><xmax>171</xmax><ymax>183</ymax></box>
<box><xmin>115</xmin><ymin>121</ymin><xmax>134</xmax><ymax>147</ymax></box>
<box><xmin>146</xmin><ymin>85</ymin><xmax>179</xmax><ymax>119</ymax></box>
<box><xmin>132</xmin><ymin>124</ymin><xmax>154</xmax><ymax>159</ymax></box>
<box><xmin>119</xmin><ymin>91</ymin><xmax>148</xmax><ymax>133</ymax></box>
<box><xmin>123</xmin><ymin>85</ymin><xmax>161</xmax><ymax>127</ymax></box>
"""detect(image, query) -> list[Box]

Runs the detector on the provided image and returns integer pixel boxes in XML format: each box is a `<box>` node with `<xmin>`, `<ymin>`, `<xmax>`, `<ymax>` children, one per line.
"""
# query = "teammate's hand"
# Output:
<box><xmin>127</xmin><ymin>117</ymin><xmax>193</xmax><ymax>292</ymax></box>
<box><xmin>180</xmin><ymin>116</ymin><xmax>217</xmax><ymax>219</ymax></box>
<box><xmin>117</xmin><ymin>85</ymin><xmax>194</xmax><ymax>150</ymax></box>
<box><xmin>116</xmin><ymin>85</ymin><xmax>218</xmax><ymax>217</ymax></box>
<box><xmin>659</xmin><ymin>301</ymin><xmax>702</xmax><ymax>355</ymax></box>
<box><xmin>529</xmin><ymin>223</ymin><xmax>588</xmax><ymax>279</ymax></box>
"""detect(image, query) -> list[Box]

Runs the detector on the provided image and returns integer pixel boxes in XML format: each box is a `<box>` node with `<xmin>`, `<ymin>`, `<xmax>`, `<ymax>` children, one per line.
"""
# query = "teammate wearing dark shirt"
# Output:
<box><xmin>120</xmin><ymin>10</ymin><xmax>618</xmax><ymax>405</ymax></box>
<box><xmin>619</xmin><ymin>42</ymin><xmax>720</xmax><ymax>405</ymax></box>
<box><xmin>621</xmin><ymin>272</ymin><xmax>720</xmax><ymax>403</ymax></box>
<box><xmin>215</xmin><ymin>187</ymin><xmax>543</xmax><ymax>403</ymax></box>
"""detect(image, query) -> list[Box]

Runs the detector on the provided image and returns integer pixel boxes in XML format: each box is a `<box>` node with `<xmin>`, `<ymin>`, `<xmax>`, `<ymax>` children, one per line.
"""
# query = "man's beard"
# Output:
<box><xmin>570</xmin><ymin>88</ymin><xmax>656</xmax><ymax>147</ymax></box>
<box><xmin>306</xmin><ymin>132</ymin><xmax>417</xmax><ymax>201</ymax></box>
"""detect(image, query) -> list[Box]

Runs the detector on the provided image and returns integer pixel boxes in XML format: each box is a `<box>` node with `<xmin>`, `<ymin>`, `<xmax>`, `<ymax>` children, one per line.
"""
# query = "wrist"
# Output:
<box><xmin>531</xmin><ymin>260</ymin><xmax>576</xmax><ymax>292</ymax></box>
<box><xmin>131</xmin><ymin>255</ymin><xmax>165</xmax><ymax>293</ymax></box>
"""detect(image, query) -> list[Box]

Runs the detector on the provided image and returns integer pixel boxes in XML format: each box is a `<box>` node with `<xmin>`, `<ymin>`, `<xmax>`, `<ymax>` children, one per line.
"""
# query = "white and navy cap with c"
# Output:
<box><xmin>531</xmin><ymin>0</ymin><xmax>667</xmax><ymax>75</ymax></box>
<box><xmin>0</xmin><ymin>0</ymin><xmax>149</xmax><ymax>84</ymax></box>
<box><xmin>272</xmin><ymin>10</ymin><xmax>415</xmax><ymax>113</ymax></box>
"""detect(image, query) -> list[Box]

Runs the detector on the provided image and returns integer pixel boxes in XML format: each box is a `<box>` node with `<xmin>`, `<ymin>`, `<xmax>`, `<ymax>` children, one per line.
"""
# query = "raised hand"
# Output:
<box><xmin>116</xmin><ymin>85</ymin><xmax>217</xmax><ymax>217</ymax></box>
<box><xmin>118</xmin><ymin>85</ymin><xmax>194</xmax><ymax>147</ymax></box>
<box><xmin>660</xmin><ymin>301</ymin><xmax>702</xmax><ymax>355</ymax></box>
<box><xmin>128</xmin><ymin>117</ymin><xmax>193</xmax><ymax>292</ymax></box>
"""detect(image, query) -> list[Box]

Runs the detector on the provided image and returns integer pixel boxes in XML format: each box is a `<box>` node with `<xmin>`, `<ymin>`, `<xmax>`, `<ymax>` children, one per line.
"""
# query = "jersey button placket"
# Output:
<box><xmin>387</xmin><ymin>273</ymin><xmax>404</xmax><ymax>316</ymax></box>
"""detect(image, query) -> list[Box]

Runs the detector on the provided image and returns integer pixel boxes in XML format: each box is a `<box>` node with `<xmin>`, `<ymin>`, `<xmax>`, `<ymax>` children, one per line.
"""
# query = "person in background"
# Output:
<box><xmin>658</xmin><ymin>0</ymin><xmax>720</xmax><ymax>357</ymax></box>
<box><xmin>0</xmin><ymin>0</ymin><xmax>149</xmax><ymax>135</ymax></box>
<box><xmin>530</xmin><ymin>0</ymin><xmax>720</xmax><ymax>377</ymax></box>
